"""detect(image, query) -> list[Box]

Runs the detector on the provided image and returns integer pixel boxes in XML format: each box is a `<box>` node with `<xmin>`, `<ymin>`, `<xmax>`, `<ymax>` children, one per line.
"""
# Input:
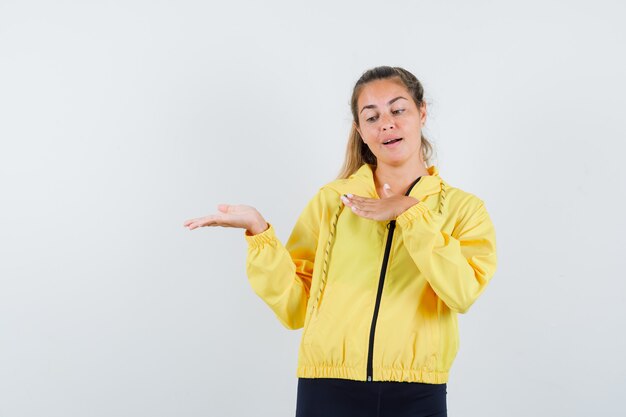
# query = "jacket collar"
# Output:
<box><xmin>343</xmin><ymin>163</ymin><xmax>443</xmax><ymax>201</ymax></box>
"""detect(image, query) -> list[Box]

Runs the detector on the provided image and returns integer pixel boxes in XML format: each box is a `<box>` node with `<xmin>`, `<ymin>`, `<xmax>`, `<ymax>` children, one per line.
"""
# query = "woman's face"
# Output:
<box><xmin>355</xmin><ymin>78</ymin><xmax>426</xmax><ymax>167</ymax></box>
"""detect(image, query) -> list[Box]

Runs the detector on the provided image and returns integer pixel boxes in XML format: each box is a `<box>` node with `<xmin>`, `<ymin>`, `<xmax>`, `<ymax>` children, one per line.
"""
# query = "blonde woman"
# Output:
<box><xmin>184</xmin><ymin>66</ymin><xmax>498</xmax><ymax>417</ymax></box>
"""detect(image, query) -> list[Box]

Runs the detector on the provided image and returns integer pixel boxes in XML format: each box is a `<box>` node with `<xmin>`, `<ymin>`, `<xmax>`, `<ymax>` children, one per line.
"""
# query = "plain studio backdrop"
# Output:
<box><xmin>1</xmin><ymin>0</ymin><xmax>625</xmax><ymax>416</ymax></box>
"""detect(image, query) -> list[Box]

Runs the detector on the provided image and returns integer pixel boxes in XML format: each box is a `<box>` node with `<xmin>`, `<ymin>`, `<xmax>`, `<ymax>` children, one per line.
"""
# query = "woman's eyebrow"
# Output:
<box><xmin>360</xmin><ymin>96</ymin><xmax>408</xmax><ymax>114</ymax></box>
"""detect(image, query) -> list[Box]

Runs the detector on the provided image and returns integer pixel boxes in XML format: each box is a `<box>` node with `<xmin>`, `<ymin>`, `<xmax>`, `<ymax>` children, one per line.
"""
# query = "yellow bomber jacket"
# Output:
<box><xmin>244</xmin><ymin>164</ymin><xmax>497</xmax><ymax>384</ymax></box>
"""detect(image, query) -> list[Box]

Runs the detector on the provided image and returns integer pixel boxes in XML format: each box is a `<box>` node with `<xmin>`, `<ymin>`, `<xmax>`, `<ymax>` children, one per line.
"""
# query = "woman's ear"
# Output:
<box><xmin>419</xmin><ymin>102</ymin><xmax>427</xmax><ymax>127</ymax></box>
<box><xmin>353</xmin><ymin>121</ymin><xmax>363</xmax><ymax>140</ymax></box>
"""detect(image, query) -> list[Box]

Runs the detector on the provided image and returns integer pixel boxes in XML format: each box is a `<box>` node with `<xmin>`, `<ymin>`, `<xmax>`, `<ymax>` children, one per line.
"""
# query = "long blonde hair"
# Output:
<box><xmin>337</xmin><ymin>66</ymin><xmax>435</xmax><ymax>179</ymax></box>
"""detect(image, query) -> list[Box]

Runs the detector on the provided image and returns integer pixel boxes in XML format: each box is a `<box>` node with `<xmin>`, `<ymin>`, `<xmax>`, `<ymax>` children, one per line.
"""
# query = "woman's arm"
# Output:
<box><xmin>184</xmin><ymin>194</ymin><xmax>321</xmax><ymax>329</ymax></box>
<box><xmin>244</xmin><ymin>194</ymin><xmax>322</xmax><ymax>330</ymax></box>
<box><xmin>395</xmin><ymin>198</ymin><xmax>498</xmax><ymax>314</ymax></box>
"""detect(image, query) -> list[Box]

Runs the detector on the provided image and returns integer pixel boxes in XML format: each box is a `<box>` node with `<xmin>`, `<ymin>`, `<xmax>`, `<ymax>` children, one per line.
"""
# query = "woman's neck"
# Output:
<box><xmin>373</xmin><ymin>161</ymin><xmax>430</xmax><ymax>197</ymax></box>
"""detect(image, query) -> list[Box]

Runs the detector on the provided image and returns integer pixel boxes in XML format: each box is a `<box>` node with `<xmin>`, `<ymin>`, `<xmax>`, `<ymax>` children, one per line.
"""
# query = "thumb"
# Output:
<box><xmin>381</xmin><ymin>183</ymin><xmax>393</xmax><ymax>198</ymax></box>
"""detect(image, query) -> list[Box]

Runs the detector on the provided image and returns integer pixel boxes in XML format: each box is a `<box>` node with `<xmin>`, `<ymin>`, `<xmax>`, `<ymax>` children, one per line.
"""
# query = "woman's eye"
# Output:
<box><xmin>366</xmin><ymin>109</ymin><xmax>403</xmax><ymax>122</ymax></box>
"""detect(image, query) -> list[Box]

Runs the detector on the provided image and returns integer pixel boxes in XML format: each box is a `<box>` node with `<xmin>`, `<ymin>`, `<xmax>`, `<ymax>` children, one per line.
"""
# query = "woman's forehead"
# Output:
<box><xmin>358</xmin><ymin>79</ymin><xmax>410</xmax><ymax>108</ymax></box>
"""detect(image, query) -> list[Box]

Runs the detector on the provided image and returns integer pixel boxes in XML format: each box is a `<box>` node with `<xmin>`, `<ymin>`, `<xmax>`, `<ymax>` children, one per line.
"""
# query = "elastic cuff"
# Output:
<box><xmin>244</xmin><ymin>222</ymin><xmax>276</xmax><ymax>249</ymax></box>
<box><xmin>396</xmin><ymin>201</ymin><xmax>429</xmax><ymax>229</ymax></box>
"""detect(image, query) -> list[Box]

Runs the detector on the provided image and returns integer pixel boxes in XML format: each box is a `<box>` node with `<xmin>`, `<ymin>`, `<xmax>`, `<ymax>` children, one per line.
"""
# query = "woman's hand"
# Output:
<box><xmin>340</xmin><ymin>184</ymin><xmax>420</xmax><ymax>222</ymax></box>
<box><xmin>183</xmin><ymin>204</ymin><xmax>269</xmax><ymax>235</ymax></box>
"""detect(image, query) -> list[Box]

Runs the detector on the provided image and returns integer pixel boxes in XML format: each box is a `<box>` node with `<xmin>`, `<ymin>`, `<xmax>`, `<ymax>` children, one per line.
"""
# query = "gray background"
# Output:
<box><xmin>1</xmin><ymin>0</ymin><xmax>625</xmax><ymax>416</ymax></box>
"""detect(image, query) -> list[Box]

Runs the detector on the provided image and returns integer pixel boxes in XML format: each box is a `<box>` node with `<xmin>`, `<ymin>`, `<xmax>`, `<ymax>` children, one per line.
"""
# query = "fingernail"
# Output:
<box><xmin>384</xmin><ymin>183</ymin><xmax>391</xmax><ymax>189</ymax></box>
<box><xmin>347</xmin><ymin>193</ymin><xmax>353</xmax><ymax>198</ymax></box>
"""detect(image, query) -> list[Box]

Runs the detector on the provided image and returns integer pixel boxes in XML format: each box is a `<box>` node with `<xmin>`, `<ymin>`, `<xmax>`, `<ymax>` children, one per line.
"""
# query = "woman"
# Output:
<box><xmin>184</xmin><ymin>66</ymin><xmax>498</xmax><ymax>417</ymax></box>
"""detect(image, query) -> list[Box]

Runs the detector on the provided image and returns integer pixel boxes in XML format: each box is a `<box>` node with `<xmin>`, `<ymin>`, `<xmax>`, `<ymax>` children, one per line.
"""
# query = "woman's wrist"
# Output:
<box><xmin>246</xmin><ymin>219</ymin><xmax>269</xmax><ymax>236</ymax></box>
<box><xmin>397</xmin><ymin>197</ymin><xmax>420</xmax><ymax>217</ymax></box>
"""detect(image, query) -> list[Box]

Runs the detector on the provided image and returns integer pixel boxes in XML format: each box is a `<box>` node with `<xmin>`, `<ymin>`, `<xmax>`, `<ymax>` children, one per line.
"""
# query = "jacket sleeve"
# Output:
<box><xmin>395</xmin><ymin>198</ymin><xmax>497</xmax><ymax>314</ymax></box>
<box><xmin>244</xmin><ymin>193</ymin><xmax>321</xmax><ymax>330</ymax></box>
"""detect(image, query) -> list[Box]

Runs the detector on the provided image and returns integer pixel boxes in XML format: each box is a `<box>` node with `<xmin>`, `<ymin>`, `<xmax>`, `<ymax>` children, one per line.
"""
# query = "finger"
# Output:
<box><xmin>347</xmin><ymin>196</ymin><xmax>378</xmax><ymax>213</ymax></box>
<box><xmin>343</xmin><ymin>198</ymin><xmax>372</xmax><ymax>214</ymax></box>
<box><xmin>341</xmin><ymin>194</ymin><xmax>372</xmax><ymax>208</ymax></box>
<box><xmin>189</xmin><ymin>214</ymin><xmax>220</xmax><ymax>227</ymax></box>
<box><xmin>183</xmin><ymin>217</ymin><xmax>205</xmax><ymax>227</ymax></box>
<box><xmin>184</xmin><ymin>210</ymin><xmax>225</xmax><ymax>227</ymax></box>
<box><xmin>186</xmin><ymin>213</ymin><xmax>228</xmax><ymax>229</ymax></box>
<box><xmin>345</xmin><ymin>194</ymin><xmax>376</xmax><ymax>205</ymax></box>
<box><xmin>352</xmin><ymin>204</ymin><xmax>376</xmax><ymax>214</ymax></box>
<box><xmin>349</xmin><ymin>205</ymin><xmax>375</xmax><ymax>220</ymax></box>
<box><xmin>353</xmin><ymin>198</ymin><xmax>378</xmax><ymax>209</ymax></box>
<box><xmin>186</xmin><ymin>221</ymin><xmax>205</xmax><ymax>230</ymax></box>
<box><xmin>382</xmin><ymin>183</ymin><xmax>393</xmax><ymax>198</ymax></box>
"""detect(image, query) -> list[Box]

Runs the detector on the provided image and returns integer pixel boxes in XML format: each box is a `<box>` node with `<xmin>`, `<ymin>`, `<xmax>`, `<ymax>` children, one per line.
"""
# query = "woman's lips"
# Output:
<box><xmin>383</xmin><ymin>138</ymin><xmax>403</xmax><ymax>146</ymax></box>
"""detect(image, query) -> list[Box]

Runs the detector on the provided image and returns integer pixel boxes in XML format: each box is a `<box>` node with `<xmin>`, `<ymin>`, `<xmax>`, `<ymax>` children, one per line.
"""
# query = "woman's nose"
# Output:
<box><xmin>380</xmin><ymin>113</ymin><xmax>395</xmax><ymax>130</ymax></box>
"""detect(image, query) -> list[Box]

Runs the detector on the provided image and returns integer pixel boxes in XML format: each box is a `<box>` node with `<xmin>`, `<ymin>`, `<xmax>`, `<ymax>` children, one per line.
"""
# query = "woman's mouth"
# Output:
<box><xmin>383</xmin><ymin>138</ymin><xmax>403</xmax><ymax>146</ymax></box>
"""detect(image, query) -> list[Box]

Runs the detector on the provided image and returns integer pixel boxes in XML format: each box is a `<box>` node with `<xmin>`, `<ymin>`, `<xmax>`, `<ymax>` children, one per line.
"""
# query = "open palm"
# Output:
<box><xmin>183</xmin><ymin>204</ymin><xmax>267</xmax><ymax>233</ymax></box>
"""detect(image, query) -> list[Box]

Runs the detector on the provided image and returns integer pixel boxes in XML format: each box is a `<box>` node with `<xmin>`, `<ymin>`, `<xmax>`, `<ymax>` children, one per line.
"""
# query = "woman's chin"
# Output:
<box><xmin>376</xmin><ymin>152</ymin><xmax>422</xmax><ymax>167</ymax></box>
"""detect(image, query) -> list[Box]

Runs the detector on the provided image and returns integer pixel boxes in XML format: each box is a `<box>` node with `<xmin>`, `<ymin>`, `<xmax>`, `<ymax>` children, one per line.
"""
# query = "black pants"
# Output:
<box><xmin>295</xmin><ymin>377</ymin><xmax>447</xmax><ymax>417</ymax></box>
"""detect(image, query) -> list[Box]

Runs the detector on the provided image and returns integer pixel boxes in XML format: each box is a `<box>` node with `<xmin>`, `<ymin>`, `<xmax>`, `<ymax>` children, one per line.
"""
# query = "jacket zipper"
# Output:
<box><xmin>366</xmin><ymin>176</ymin><xmax>422</xmax><ymax>382</ymax></box>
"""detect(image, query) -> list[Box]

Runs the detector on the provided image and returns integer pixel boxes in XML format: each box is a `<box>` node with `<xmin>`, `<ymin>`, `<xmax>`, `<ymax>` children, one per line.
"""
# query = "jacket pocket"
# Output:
<box><xmin>302</xmin><ymin>308</ymin><xmax>320</xmax><ymax>346</ymax></box>
<box><xmin>302</xmin><ymin>282</ymin><xmax>333</xmax><ymax>345</ymax></box>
